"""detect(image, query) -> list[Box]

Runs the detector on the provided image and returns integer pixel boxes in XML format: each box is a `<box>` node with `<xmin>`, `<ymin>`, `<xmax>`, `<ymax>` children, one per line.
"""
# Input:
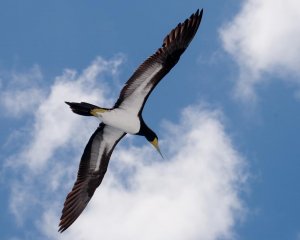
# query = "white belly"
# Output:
<box><xmin>98</xmin><ymin>109</ymin><xmax>140</xmax><ymax>134</ymax></box>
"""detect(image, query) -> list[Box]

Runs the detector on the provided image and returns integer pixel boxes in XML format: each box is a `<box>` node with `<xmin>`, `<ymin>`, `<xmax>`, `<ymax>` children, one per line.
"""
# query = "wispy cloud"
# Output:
<box><xmin>40</xmin><ymin>104</ymin><xmax>247</xmax><ymax>240</ymax></box>
<box><xmin>3</xmin><ymin>57</ymin><xmax>247</xmax><ymax>239</ymax></box>
<box><xmin>3</xmin><ymin>56</ymin><xmax>124</xmax><ymax>224</ymax></box>
<box><xmin>220</xmin><ymin>0</ymin><xmax>300</xmax><ymax>101</ymax></box>
<box><xmin>0</xmin><ymin>65</ymin><xmax>44</xmax><ymax>117</ymax></box>
<box><xmin>5</xmin><ymin>57</ymin><xmax>123</xmax><ymax>171</ymax></box>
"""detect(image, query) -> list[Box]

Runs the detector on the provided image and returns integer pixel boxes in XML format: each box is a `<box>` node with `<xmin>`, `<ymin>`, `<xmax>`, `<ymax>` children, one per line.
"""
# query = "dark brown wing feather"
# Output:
<box><xmin>59</xmin><ymin>9</ymin><xmax>203</xmax><ymax>232</ymax></box>
<box><xmin>114</xmin><ymin>9</ymin><xmax>203</xmax><ymax>114</ymax></box>
<box><xmin>58</xmin><ymin>123</ymin><xmax>126</xmax><ymax>232</ymax></box>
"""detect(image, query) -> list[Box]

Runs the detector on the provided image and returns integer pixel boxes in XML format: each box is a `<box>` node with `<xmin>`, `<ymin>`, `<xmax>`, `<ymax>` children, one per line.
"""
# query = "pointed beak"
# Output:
<box><xmin>156</xmin><ymin>145</ymin><xmax>164</xmax><ymax>159</ymax></box>
<box><xmin>151</xmin><ymin>138</ymin><xmax>164</xmax><ymax>159</ymax></box>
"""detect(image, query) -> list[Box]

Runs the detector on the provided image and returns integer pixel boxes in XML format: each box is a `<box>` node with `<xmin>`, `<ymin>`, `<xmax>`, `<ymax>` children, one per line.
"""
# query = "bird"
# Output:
<box><xmin>59</xmin><ymin>9</ymin><xmax>203</xmax><ymax>232</ymax></box>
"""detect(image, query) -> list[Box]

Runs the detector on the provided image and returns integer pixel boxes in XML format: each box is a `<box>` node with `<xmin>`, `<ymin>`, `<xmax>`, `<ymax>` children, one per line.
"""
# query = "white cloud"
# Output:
<box><xmin>37</xmin><ymin>105</ymin><xmax>247</xmax><ymax>240</ymax></box>
<box><xmin>4</xmin><ymin>57</ymin><xmax>247</xmax><ymax>240</ymax></box>
<box><xmin>1</xmin><ymin>88</ymin><xmax>45</xmax><ymax>117</ymax></box>
<box><xmin>220</xmin><ymin>0</ymin><xmax>300</xmax><ymax>101</ymax></box>
<box><xmin>4</xmin><ymin>56</ymin><xmax>124</xmax><ymax>223</ymax></box>
<box><xmin>8</xmin><ymin>57</ymin><xmax>123</xmax><ymax>171</ymax></box>
<box><xmin>0</xmin><ymin>65</ymin><xmax>44</xmax><ymax>117</ymax></box>
<box><xmin>9</xmin><ymin>179</ymin><xmax>39</xmax><ymax>225</ymax></box>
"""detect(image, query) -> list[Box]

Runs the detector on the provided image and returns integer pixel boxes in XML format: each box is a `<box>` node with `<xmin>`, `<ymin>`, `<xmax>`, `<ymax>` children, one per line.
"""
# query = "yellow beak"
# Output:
<box><xmin>151</xmin><ymin>138</ymin><xmax>164</xmax><ymax>159</ymax></box>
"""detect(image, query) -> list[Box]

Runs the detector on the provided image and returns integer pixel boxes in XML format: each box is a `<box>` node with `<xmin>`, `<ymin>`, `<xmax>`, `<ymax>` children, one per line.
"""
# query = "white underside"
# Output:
<box><xmin>93</xmin><ymin>63</ymin><xmax>163</xmax><ymax>134</ymax></box>
<box><xmin>94</xmin><ymin>125</ymin><xmax>124</xmax><ymax>171</ymax></box>
<box><xmin>95</xmin><ymin>109</ymin><xmax>140</xmax><ymax>134</ymax></box>
<box><xmin>118</xmin><ymin>63</ymin><xmax>163</xmax><ymax>115</ymax></box>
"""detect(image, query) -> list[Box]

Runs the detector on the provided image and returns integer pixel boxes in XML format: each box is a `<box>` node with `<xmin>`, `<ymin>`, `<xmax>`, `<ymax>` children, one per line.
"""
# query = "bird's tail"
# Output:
<box><xmin>65</xmin><ymin>101</ymin><xmax>109</xmax><ymax>116</ymax></box>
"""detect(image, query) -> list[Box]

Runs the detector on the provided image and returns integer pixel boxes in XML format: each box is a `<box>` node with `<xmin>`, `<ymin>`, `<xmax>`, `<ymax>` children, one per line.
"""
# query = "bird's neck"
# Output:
<box><xmin>138</xmin><ymin>118</ymin><xmax>155</xmax><ymax>142</ymax></box>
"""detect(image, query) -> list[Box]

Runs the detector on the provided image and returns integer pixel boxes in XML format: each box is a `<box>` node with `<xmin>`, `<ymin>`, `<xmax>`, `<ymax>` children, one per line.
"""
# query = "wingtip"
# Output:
<box><xmin>58</xmin><ymin>226</ymin><xmax>65</xmax><ymax>233</ymax></box>
<box><xmin>58</xmin><ymin>220</ymin><xmax>70</xmax><ymax>233</ymax></box>
<box><xmin>58</xmin><ymin>223</ymin><xmax>63</xmax><ymax>233</ymax></box>
<box><xmin>195</xmin><ymin>8</ymin><xmax>203</xmax><ymax>18</ymax></box>
<box><xmin>189</xmin><ymin>8</ymin><xmax>203</xmax><ymax>23</ymax></box>
<box><xmin>199</xmin><ymin>8</ymin><xmax>204</xmax><ymax>17</ymax></box>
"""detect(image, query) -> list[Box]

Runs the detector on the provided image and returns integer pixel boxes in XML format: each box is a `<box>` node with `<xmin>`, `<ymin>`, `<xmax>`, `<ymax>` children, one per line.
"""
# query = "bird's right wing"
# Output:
<box><xmin>58</xmin><ymin>123</ymin><xmax>126</xmax><ymax>232</ymax></box>
<box><xmin>113</xmin><ymin>9</ymin><xmax>203</xmax><ymax>115</ymax></box>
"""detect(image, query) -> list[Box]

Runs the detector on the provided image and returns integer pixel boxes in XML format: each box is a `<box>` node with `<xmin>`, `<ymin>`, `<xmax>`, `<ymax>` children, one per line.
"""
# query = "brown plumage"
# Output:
<box><xmin>59</xmin><ymin>124</ymin><xmax>126</xmax><ymax>232</ymax></box>
<box><xmin>59</xmin><ymin>9</ymin><xmax>203</xmax><ymax>232</ymax></box>
<box><xmin>113</xmin><ymin>9</ymin><xmax>203</xmax><ymax>115</ymax></box>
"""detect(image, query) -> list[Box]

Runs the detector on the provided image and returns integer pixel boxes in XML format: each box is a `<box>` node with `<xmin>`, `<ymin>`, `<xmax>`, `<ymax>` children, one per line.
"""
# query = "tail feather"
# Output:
<box><xmin>65</xmin><ymin>102</ymin><xmax>107</xmax><ymax>116</ymax></box>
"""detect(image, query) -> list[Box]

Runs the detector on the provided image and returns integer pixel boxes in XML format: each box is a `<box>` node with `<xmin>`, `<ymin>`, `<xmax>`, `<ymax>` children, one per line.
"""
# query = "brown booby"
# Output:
<box><xmin>59</xmin><ymin>9</ymin><xmax>203</xmax><ymax>232</ymax></box>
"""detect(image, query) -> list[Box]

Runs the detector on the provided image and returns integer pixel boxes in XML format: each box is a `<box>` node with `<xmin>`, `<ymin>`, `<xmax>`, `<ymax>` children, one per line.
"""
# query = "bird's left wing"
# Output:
<box><xmin>59</xmin><ymin>123</ymin><xmax>126</xmax><ymax>232</ymax></box>
<box><xmin>113</xmin><ymin>9</ymin><xmax>203</xmax><ymax>115</ymax></box>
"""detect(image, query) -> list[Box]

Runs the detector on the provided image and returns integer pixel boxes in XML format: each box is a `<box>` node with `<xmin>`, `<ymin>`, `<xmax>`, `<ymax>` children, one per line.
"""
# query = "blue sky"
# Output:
<box><xmin>1</xmin><ymin>0</ymin><xmax>300</xmax><ymax>239</ymax></box>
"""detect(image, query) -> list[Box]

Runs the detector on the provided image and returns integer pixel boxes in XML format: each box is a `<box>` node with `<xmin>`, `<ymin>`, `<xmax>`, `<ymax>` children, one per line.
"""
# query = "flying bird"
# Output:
<box><xmin>59</xmin><ymin>9</ymin><xmax>203</xmax><ymax>232</ymax></box>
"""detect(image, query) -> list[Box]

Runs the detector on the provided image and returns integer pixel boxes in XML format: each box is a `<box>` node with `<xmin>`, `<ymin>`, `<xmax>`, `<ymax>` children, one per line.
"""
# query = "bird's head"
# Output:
<box><xmin>146</xmin><ymin>131</ymin><xmax>164</xmax><ymax>159</ymax></box>
<box><xmin>140</xmin><ymin>120</ymin><xmax>164</xmax><ymax>158</ymax></box>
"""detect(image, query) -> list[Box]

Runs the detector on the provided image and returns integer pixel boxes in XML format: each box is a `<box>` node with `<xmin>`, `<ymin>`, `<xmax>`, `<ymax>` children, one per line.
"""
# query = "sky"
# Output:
<box><xmin>0</xmin><ymin>0</ymin><xmax>300</xmax><ymax>239</ymax></box>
